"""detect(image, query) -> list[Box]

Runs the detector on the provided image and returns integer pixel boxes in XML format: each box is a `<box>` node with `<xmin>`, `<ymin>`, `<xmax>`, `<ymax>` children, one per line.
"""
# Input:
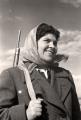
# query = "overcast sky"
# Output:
<box><xmin>0</xmin><ymin>0</ymin><xmax>81</xmax><ymax>96</ymax></box>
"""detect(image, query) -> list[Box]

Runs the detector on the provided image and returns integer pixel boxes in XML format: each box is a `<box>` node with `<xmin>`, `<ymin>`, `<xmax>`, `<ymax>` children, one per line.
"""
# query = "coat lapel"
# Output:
<box><xmin>31</xmin><ymin>69</ymin><xmax>66</xmax><ymax>113</ymax></box>
<box><xmin>55</xmin><ymin>72</ymin><xmax>72</xmax><ymax>103</ymax></box>
<box><xmin>60</xmin><ymin>78</ymin><xmax>71</xmax><ymax>102</ymax></box>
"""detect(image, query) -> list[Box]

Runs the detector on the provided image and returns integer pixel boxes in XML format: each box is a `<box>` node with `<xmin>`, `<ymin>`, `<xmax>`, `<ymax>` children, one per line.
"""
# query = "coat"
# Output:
<box><xmin>0</xmin><ymin>65</ymin><xmax>81</xmax><ymax>120</ymax></box>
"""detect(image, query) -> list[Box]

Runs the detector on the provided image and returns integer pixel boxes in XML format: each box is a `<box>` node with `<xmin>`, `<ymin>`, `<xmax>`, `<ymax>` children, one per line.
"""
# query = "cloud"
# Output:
<box><xmin>0</xmin><ymin>47</ymin><xmax>24</xmax><ymax>73</ymax></box>
<box><xmin>60</xmin><ymin>0</ymin><xmax>81</xmax><ymax>8</ymax></box>
<box><xmin>0</xmin><ymin>8</ymin><xmax>23</xmax><ymax>22</ymax></box>
<box><xmin>73</xmin><ymin>75</ymin><xmax>81</xmax><ymax>107</ymax></box>
<box><xmin>73</xmin><ymin>75</ymin><xmax>81</xmax><ymax>98</ymax></box>
<box><xmin>15</xmin><ymin>16</ymin><xmax>23</xmax><ymax>21</ymax></box>
<box><xmin>58</xmin><ymin>29</ymin><xmax>81</xmax><ymax>56</ymax></box>
<box><xmin>0</xmin><ymin>49</ymin><xmax>15</xmax><ymax>73</ymax></box>
<box><xmin>3</xmin><ymin>15</ymin><xmax>23</xmax><ymax>22</ymax></box>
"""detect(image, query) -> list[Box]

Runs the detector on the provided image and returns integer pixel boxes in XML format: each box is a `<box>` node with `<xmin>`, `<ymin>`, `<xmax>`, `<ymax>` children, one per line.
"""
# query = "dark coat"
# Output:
<box><xmin>0</xmin><ymin>66</ymin><xmax>80</xmax><ymax>120</ymax></box>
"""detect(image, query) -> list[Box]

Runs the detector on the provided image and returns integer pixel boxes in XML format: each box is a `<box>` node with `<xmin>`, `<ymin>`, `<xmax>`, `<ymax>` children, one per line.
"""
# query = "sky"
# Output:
<box><xmin>0</xmin><ymin>0</ymin><xmax>81</xmax><ymax>98</ymax></box>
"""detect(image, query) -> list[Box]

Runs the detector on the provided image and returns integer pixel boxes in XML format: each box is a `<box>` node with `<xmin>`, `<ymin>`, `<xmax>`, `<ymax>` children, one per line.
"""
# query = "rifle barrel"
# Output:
<box><xmin>13</xmin><ymin>30</ymin><xmax>21</xmax><ymax>67</ymax></box>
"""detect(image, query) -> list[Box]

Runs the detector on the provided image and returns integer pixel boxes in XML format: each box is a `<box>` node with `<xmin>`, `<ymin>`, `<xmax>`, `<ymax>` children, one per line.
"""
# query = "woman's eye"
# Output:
<box><xmin>44</xmin><ymin>39</ymin><xmax>50</xmax><ymax>43</ymax></box>
<box><xmin>53</xmin><ymin>41</ymin><xmax>57</xmax><ymax>46</ymax></box>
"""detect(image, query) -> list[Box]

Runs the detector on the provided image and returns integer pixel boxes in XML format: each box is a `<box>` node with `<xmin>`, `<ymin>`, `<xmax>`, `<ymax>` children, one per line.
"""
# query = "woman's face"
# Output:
<box><xmin>37</xmin><ymin>33</ymin><xmax>58</xmax><ymax>63</ymax></box>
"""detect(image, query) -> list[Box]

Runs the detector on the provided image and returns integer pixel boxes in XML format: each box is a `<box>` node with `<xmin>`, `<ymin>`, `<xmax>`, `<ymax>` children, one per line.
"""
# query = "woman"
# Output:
<box><xmin>0</xmin><ymin>23</ymin><xmax>80</xmax><ymax>120</ymax></box>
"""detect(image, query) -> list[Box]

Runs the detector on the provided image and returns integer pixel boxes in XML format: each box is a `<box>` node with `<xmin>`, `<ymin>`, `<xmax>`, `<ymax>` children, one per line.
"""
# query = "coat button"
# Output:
<box><xmin>18</xmin><ymin>90</ymin><xmax>22</xmax><ymax>94</ymax></box>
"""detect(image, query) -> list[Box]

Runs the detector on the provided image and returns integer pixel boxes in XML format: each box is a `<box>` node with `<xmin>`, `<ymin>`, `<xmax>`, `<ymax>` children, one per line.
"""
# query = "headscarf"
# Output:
<box><xmin>19</xmin><ymin>25</ymin><xmax>68</xmax><ymax>72</ymax></box>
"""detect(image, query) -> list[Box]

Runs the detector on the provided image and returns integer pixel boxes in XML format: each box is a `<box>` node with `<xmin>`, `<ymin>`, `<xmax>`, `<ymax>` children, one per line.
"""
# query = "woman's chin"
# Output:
<box><xmin>43</xmin><ymin>58</ymin><xmax>54</xmax><ymax>64</ymax></box>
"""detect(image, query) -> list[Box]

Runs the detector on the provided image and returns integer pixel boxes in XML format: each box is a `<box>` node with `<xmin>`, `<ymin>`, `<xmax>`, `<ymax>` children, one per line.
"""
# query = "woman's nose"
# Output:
<box><xmin>49</xmin><ymin>42</ymin><xmax>55</xmax><ymax>48</ymax></box>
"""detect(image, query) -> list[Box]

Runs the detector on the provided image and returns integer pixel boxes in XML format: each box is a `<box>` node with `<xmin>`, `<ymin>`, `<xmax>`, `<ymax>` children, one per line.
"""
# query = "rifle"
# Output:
<box><xmin>13</xmin><ymin>30</ymin><xmax>21</xmax><ymax>67</ymax></box>
<box><xmin>13</xmin><ymin>30</ymin><xmax>36</xmax><ymax>99</ymax></box>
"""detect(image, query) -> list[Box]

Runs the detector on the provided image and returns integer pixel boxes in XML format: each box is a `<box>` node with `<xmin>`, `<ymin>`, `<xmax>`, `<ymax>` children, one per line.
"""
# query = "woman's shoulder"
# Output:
<box><xmin>0</xmin><ymin>67</ymin><xmax>25</xmax><ymax>88</ymax></box>
<box><xmin>0</xmin><ymin>67</ymin><xmax>24</xmax><ymax>78</ymax></box>
<box><xmin>54</xmin><ymin>66</ymin><xmax>70</xmax><ymax>75</ymax></box>
<box><xmin>1</xmin><ymin>66</ymin><xmax>21</xmax><ymax>73</ymax></box>
<box><xmin>54</xmin><ymin>66</ymin><xmax>74</xmax><ymax>83</ymax></box>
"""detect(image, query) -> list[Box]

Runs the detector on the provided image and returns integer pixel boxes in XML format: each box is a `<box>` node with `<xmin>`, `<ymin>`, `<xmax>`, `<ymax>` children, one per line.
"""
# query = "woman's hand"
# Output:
<box><xmin>26</xmin><ymin>98</ymin><xmax>43</xmax><ymax>120</ymax></box>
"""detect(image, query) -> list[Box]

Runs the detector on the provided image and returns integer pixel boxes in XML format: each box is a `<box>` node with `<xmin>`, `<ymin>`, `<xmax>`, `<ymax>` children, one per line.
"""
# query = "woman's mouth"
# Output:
<box><xmin>46</xmin><ymin>49</ymin><xmax>55</xmax><ymax>54</ymax></box>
